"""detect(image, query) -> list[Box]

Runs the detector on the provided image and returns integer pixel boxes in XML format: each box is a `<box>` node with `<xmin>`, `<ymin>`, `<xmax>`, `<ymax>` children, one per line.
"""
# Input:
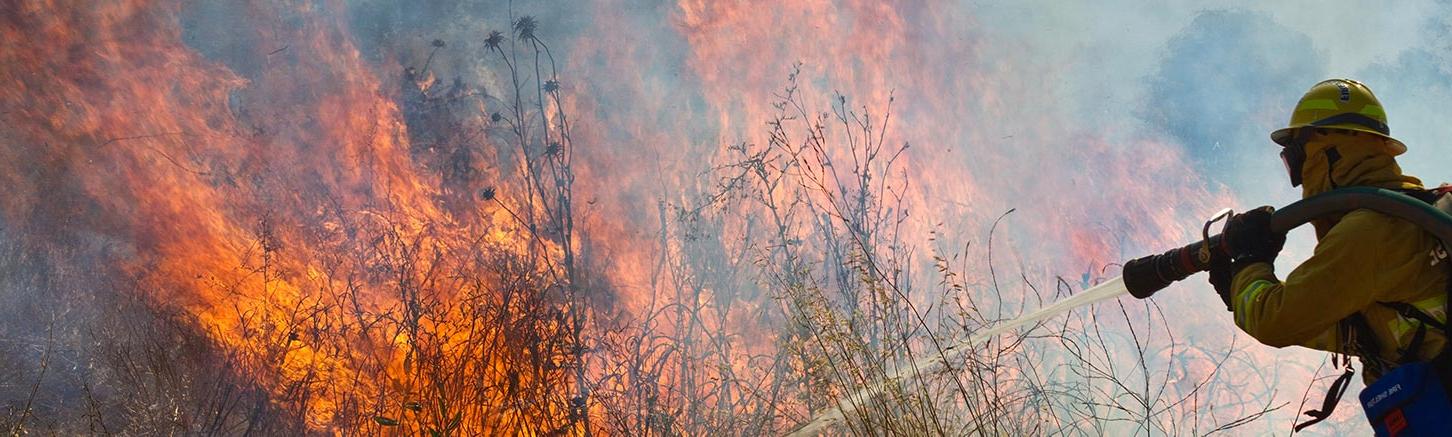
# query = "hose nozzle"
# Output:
<box><xmin>1122</xmin><ymin>237</ymin><xmax>1222</xmax><ymax>298</ymax></box>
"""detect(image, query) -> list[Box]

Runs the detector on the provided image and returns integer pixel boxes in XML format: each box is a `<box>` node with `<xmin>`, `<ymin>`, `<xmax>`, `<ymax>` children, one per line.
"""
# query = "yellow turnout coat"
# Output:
<box><xmin>1230</xmin><ymin>132</ymin><xmax>1448</xmax><ymax>380</ymax></box>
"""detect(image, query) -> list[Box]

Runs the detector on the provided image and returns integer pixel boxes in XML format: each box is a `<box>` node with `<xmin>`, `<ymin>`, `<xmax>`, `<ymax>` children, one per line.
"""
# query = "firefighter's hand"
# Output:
<box><xmin>1224</xmin><ymin>206</ymin><xmax>1286</xmax><ymax>265</ymax></box>
<box><xmin>1208</xmin><ymin>252</ymin><xmax>1234</xmax><ymax>310</ymax></box>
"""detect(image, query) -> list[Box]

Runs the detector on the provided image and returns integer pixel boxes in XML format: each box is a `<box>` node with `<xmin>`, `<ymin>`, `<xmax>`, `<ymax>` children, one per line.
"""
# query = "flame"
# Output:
<box><xmin>1</xmin><ymin>0</ymin><xmax>574</xmax><ymax>430</ymax></box>
<box><xmin>1</xmin><ymin>0</ymin><xmax>1326</xmax><ymax>434</ymax></box>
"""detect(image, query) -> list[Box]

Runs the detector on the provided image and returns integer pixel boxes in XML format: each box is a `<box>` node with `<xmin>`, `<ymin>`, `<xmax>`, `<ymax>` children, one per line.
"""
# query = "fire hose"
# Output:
<box><xmin>1123</xmin><ymin>186</ymin><xmax>1452</xmax><ymax>299</ymax></box>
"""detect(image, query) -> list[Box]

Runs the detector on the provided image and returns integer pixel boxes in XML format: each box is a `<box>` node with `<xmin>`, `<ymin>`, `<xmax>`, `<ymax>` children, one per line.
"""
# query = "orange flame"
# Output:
<box><xmin>0</xmin><ymin>0</ymin><xmax>1317</xmax><ymax>434</ymax></box>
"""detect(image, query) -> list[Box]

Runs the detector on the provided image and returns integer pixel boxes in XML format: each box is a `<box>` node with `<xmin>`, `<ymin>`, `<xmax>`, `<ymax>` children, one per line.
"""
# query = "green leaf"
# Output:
<box><xmin>404</xmin><ymin>401</ymin><xmax>423</xmax><ymax>412</ymax></box>
<box><xmin>374</xmin><ymin>416</ymin><xmax>400</xmax><ymax>426</ymax></box>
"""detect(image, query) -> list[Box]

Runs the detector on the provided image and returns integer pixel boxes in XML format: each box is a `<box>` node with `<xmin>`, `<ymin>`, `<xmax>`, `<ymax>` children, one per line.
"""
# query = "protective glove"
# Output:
<box><xmin>1223</xmin><ymin>206</ymin><xmax>1286</xmax><ymax>265</ymax></box>
<box><xmin>1209</xmin><ymin>206</ymin><xmax>1286</xmax><ymax>311</ymax></box>
<box><xmin>1208</xmin><ymin>251</ymin><xmax>1234</xmax><ymax>310</ymax></box>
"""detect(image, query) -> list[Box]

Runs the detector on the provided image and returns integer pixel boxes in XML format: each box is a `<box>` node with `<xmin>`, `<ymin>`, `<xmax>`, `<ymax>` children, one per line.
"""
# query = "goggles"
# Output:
<box><xmin>1281</xmin><ymin>138</ymin><xmax>1307</xmax><ymax>187</ymax></box>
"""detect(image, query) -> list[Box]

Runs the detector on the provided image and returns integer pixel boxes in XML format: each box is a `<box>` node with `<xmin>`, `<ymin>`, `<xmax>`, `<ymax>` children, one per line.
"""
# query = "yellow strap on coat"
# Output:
<box><xmin>1235</xmin><ymin>279</ymin><xmax>1278</xmax><ymax>332</ymax></box>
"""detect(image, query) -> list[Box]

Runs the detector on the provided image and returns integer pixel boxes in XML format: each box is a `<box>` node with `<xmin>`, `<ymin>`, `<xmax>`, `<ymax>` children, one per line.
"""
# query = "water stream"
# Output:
<box><xmin>787</xmin><ymin>276</ymin><xmax>1132</xmax><ymax>436</ymax></box>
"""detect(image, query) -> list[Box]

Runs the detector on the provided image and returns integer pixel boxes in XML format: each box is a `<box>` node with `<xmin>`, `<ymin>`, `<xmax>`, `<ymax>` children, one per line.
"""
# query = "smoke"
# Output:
<box><xmin>379</xmin><ymin>3</ymin><xmax>1430</xmax><ymax>431</ymax></box>
<box><xmin>1143</xmin><ymin>10</ymin><xmax>1323</xmax><ymax>193</ymax></box>
<box><xmin>4</xmin><ymin>1</ymin><xmax>1449</xmax><ymax>433</ymax></box>
<box><xmin>1360</xmin><ymin>11</ymin><xmax>1452</xmax><ymax>183</ymax></box>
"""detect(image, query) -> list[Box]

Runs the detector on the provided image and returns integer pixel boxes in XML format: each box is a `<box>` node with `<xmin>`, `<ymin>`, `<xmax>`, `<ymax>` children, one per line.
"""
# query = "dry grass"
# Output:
<box><xmin>1</xmin><ymin>23</ymin><xmax>1283</xmax><ymax>437</ymax></box>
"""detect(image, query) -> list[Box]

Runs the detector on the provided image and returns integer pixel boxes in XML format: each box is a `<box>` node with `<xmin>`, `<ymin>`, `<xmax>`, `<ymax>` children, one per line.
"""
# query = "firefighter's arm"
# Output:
<box><xmin>1227</xmin><ymin>213</ymin><xmax>1385</xmax><ymax>347</ymax></box>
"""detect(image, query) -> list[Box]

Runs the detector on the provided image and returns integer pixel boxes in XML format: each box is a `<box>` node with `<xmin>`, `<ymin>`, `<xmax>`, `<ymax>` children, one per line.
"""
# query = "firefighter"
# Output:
<box><xmin>1212</xmin><ymin>78</ymin><xmax>1452</xmax><ymax>434</ymax></box>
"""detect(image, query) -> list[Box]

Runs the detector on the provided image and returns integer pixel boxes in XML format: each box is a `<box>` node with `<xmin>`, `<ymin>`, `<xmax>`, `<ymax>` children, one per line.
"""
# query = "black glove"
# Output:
<box><xmin>1208</xmin><ymin>251</ymin><xmax>1234</xmax><ymax>310</ymax></box>
<box><xmin>1209</xmin><ymin>206</ymin><xmax>1286</xmax><ymax>311</ymax></box>
<box><xmin>1222</xmin><ymin>206</ymin><xmax>1286</xmax><ymax>265</ymax></box>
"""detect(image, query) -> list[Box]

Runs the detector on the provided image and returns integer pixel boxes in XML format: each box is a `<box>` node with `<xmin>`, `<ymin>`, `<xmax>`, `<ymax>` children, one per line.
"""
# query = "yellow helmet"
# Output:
<box><xmin>1270</xmin><ymin>78</ymin><xmax>1405</xmax><ymax>155</ymax></box>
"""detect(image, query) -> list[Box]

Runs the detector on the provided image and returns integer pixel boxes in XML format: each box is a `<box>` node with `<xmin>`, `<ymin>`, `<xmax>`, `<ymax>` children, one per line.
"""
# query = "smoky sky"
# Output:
<box><xmin>1143</xmin><ymin>9</ymin><xmax>1323</xmax><ymax>193</ymax></box>
<box><xmin>1360</xmin><ymin>14</ymin><xmax>1452</xmax><ymax>184</ymax></box>
<box><xmin>6</xmin><ymin>1</ymin><xmax>1449</xmax><ymax>434</ymax></box>
<box><xmin>158</xmin><ymin>2</ymin><xmax>1452</xmax><ymax>433</ymax></box>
